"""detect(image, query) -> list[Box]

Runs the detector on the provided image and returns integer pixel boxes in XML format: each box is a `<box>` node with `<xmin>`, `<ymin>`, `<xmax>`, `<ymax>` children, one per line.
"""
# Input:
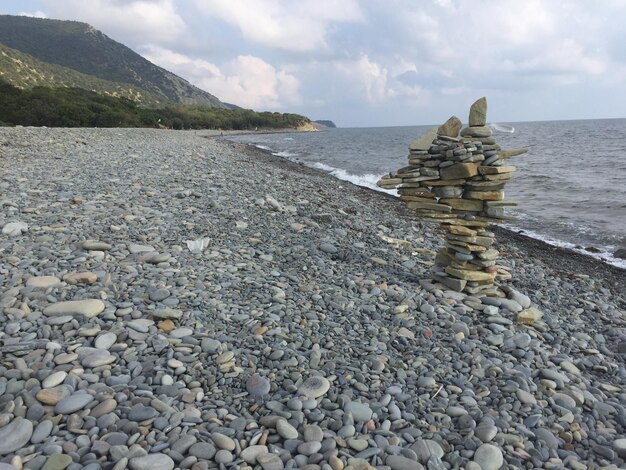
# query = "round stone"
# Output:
<box><xmin>276</xmin><ymin>419</ymin><xmax>299</xmax><ymax>440</ymax></box>
<box><xmin>128</xmin><ymin>406</ymin><xmax>158</xmax><ymax>421</ymax></box>
<box><xmin>188</xmin><ymin>442</ymin><xmax>216</xmax><ymax>459</ymax></box>
<box><xmin>42</xmin><ymin>371</ymin><xmax>67</xmax><ymax>388</ymax></box>
<box><xmin>214</xmin><ymin>450</ymin><xmax>233</xmax><ymax>464</ymax></box>
<box><xmin>55</xmin><ymin>392</ymin><xmax>94</xmax><ymax>414</ymax></box>
<box><xmin>43</xmin><ymin>299</ymin><xmax>105</xmax><ymax>318</ymax></box>
<box><xmin>298</xmin><ymin>376</ymin><xmax>330</xmax><ymax>399</ymax></box>
<box><xmin>36</xmin><ymin>385</ymin><xmax>72</xmax><ymax>405</ymax></box>
<box><xmin>240</xmin><ymin>445</ymin><xmax>268</xmax><ymax>464</ymax></box>
<box><xmin>41</xmin><ymin>454</ymin><xmax>72</xmax><ymax>470</ymax></box>
<box><xmin>0</xmin><ymin>417</ymin><xmax>33</xmax><ymax>455</ymax></box>
<box><xmin>82</xmin><ymin>350</ymin><xmax>115</xmax><ymax>368</ymax></box>
<box><xmin>129</xmin><ymin>454</ymin><xmax>174</xmax><ymax>470</ymax></box>
<box><xmin>31</xmin><ymin>420</ymin><xmax>54</xmax><ymax>444</ymax></box>
<box><xmin>95</xmin><ymin>332</ymin><xmax>117</xmax><ymax>350</ymax></box>
<box><xmin>211</xmin><ymin>432</ymin><xmax>236</xmax><ymax>451</ymax></box>
<box><xmin>473</xmin><ymin>444</ymin><xmax>503</xmax><ymax>470</ymax></box>
<box><xmin>246</xmin><ymin>373</ymin><xmax>271</xmax><ymax>397</ymax></box>
<box><xmin>303</xmin><ymin>425</ymin><xmax>324</xmax><ymax>442</ymax></box>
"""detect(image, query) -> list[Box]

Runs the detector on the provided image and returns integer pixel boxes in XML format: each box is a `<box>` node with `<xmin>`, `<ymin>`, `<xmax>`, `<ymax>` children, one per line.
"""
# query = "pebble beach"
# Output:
<box><xmin>1</xmin><ymin>127</ymin><xmax>625</xmax><ymax>470</ymax></box>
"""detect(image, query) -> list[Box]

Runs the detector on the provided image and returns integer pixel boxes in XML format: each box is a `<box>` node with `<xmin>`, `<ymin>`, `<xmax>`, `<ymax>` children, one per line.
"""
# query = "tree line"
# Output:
<box><xmin>0</xmin><ymin>80</ymin><xmax>310</xmax><ymax>130</ymax></box>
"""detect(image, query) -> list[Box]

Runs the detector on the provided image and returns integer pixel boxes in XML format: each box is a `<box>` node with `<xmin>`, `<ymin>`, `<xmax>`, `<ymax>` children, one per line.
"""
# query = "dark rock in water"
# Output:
<box><xmin>585</xmin><ymin>246</ymin><xmax>601</xmax><ymax>253</ymax></box>
<box><xmin>469</xmin><ymin>97</ymin><xmax>488</xmax><ymax>127</ymax></box>
<box><xmin>438</xmin><ymin>116</ymin><xmax>462</xmax><ymax>137</ymax></box>
<box><xmin>613</xmin><ymin>248</ymin><xmax>626</xmax><ymax>259</ymax></box>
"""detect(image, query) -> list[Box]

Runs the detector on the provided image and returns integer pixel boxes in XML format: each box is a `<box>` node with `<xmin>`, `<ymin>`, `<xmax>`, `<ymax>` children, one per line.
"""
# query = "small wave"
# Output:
<box><xmin>272</xmin><ymin>151</ymin><xmax>298</xmax><ymax>157</ymax></box>
<box><xmin>254</xmin><ymin>144</ymin><xmax>272</xmax><ymax>151</ymax></box>
<box><xmin>310</xmin><ymin>162</ymin><xmax>392</xmax><ymax>193</ymax></box>
<box><xmin>490</xmin><ymin>123</ymin><xmax>515</xmax><ymax>133</ymax></box>
<box><xmin>502</xmin><ymin>222</ymin><xmax>626</xmax><ymax>269</ymax></box>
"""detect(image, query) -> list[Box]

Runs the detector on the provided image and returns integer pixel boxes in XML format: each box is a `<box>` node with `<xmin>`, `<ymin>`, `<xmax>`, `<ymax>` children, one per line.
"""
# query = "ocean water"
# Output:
<box><xmin>223</xmin><ymin>119</ymin><xmax>626</xmax><ymax>268</ymax></box>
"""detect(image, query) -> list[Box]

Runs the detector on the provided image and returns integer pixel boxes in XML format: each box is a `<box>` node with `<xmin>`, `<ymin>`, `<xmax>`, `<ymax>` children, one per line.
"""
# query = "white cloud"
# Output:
<box><xmin>193</xmin><ymin>0</ymin><xmax>364</xmax><ymax>52</ymax></box>
<box><xmin>43</xmin><ymin>0</ymin><xmax>185</xmax><ymax>45</ymax></box>
<box><xmin>18</xmin><ymin>10</ymin><xmax>48</xmax><ymax>18</ymax></box>
<box><xmin>141</xmin><ymin>45</ymin><xmax>301</xmax><ymax>109</ymax></box>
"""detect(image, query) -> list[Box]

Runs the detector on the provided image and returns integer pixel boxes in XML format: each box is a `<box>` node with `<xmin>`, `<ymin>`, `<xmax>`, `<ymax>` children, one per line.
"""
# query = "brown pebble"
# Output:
<box><xmin>159</xmin><ymin>320</ymin><xmax>176</xmax><ymax>333</ymax></box>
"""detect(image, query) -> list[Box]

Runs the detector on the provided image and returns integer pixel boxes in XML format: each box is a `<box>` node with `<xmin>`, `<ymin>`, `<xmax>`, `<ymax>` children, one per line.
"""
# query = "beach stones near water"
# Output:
<box><xmin>298</xmin><ymin>376</ymin><xmax>331</xmax><ymax>398</ymax></box>
<box><xmin>0</xmin><ymin>417</ymin><xmax>33</xmax><ymax>455</ymax></box>
<box><xmin>43</xmin><ymin>299</ymin><xmax>105</xmax><ymax>318</ymax></box>
<box><xmin>377</xmin><ymin>97</ymin><xmax>523</xmax><ymax>295</ymax></box>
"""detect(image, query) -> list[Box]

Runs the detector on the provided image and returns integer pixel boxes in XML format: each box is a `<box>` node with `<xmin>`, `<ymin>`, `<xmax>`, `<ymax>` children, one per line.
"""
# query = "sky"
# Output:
<box><xmin>1</xmin><ymin>0</ymin><xmax>626</xmax><ymax>127</ymax></box>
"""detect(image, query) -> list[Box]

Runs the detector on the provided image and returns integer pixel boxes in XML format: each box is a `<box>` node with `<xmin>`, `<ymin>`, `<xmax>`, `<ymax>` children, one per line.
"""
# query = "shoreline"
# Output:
<box><xmin>230</xmin><ymin>139</ymin><xmax>626</xmax><ymax>294</ymax></box>
<box><xmin>1</xmin><ymin>127</ymin><xmax>625</xmax><ymax>469</ymax></box>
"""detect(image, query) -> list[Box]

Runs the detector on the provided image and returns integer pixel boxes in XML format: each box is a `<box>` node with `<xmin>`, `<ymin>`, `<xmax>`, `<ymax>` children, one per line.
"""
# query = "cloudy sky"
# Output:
<box><xmin>2</xmin><ymin>0</ymin><xmax>625</xmax><ymax>127</ymax></box>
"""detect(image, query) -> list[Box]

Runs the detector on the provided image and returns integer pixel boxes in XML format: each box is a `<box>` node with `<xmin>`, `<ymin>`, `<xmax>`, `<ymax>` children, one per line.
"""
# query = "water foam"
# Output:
<box><xmin>310</xmin><ymin>162</ymin><xmax>394</xmax><ymax>194</ymax></box>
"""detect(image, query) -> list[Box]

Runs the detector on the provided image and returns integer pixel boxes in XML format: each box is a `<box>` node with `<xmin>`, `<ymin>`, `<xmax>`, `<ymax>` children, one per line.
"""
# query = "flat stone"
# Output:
<box><xmin>461</xmin><ymin>126</ymin><xmax>492</xmax><ymax>138</ymax></box>
<box><xmin>151</xmin><ymin>308</ymin><xmax>183</xmax><ymax>320</ymax></box>
<box><xmin>516</xmin><ymin>389</ymin><xmax>537</xmax><ymax>405</ymax></box>
<box><xmin>240</xmin><ymin>445</ymin><xmax>269</xmax><ymax>464</ymax></box>
<box><xmin>386</xmin><ymin>455</ymin><xmax>424</xmax><ymax>470</ymax></box>
<box><xmin>44</xmin><ymin>299</ymin><xmax>105</xmax><ymax>318</ymax></box>
<box><xmin>276</xmin><ymin>419</ymin><xmax>299</xmax><ymax>439</ymax></box>
<box><xmin>214</xmin><ymin>450</ymin><xmax>234</xmax><ymax>464</ymax></box>
<box><xmin>82</xmin><ymin>240</ymin><xmax>112</xmax><ymax>250</ymax></box>
<box><xmin>256</xmin><ymin>453</ymin><xmax>284</xmax><ymax>470</ymax></box>
<box><xmin>82</xmin><ymin>350</ymin><xmax>116</xmax><ymax>367</ymax></box>
<box><xmin>188</xmin><ymin>442</ymin><xmax>216</xmax><ymax>459</ymax></box>
<box><xmin>517</xmin><ymin>307</ymin><xmax>543</xmax><ymax>324</ymax></box>
<box><xmin>440</xmin><ymin>162</ymin><xmax>479</xmax><ymax>180</ymax></box>
<box><xmin>42</xmin><ymin>371</ymin><xmax>67</xmax><ymax>388</ymax></box>
<box><xmin>246</xmin><ymin>373</ymin><xmax>271</xmax><ymax>397</ymax></box>
<box><xmin>0</xmin><ymin>417</ymin><xmax>34</xmax><ymax>455</ymax></box>
<box><xmin>303</xmin><ymin>425</ymin><xmax>324</xmax><ymax>442</ymax></box>
<box><xmin>41</xmin><ymin>454</ymin><xmax>73</xmax><ymax>470</ymax></box>
<box><xmin>128</xmin><ymin>405</ymin><xmax>158</xmax><ymax>421</ymax></box>
<box><xmin>36</xmin><ymin>385</ymin><xmax>72</xmax><ymax>405</ymax></box>
<box><xmin>411</xmin><ymin>439</ymin><xmax>444</xmax><ymax>464</ymax></box>
<box><xmin>211</xmin><ymin>432</ymin><xmax>236</xmax><ymax>451</ymax></box>
<box><xmin>614</xmin><ymin>438</ymin><xmax>626</xmax><ymax>459</ymax></box>
<box><xmin>469</xmin><ymin>97</ymin><xmax>487</xmax><ymax>127</ymax></box>
<box><xmin>2</xmin><ymin>222</ymin><xmax>28</xmax><ymax>236</ymax></box>
<box><xmin>91</xmin><ymin>398</ymin><xmax>117</xmax><ymax>418</ymax></box>
<box><xmin>128</xmin><ymin>244</ymin><xmax>155</xmax><ymax>254</ymax></box>
<box><xmin>344</xmin><ymin>402</ymin><xmax>373</xmax><ymax>422</ymax></box>
<box><xmin>475</xmin><ymin>424</ymin><xmax>497</xmax><ymax>443</ymax></box>
<box><xmin>473</xmin><ymin>444</ymin><xmax>503</xmax><ymax>470</ymax></box>
<box><xmin>31</xmin><ymin>420</ymin><xmax>54</xmax><ymax>444</ymax></box>
<box><xmin>129</xmin><ymin>454</ymin><xmax>174</xmax><ymax>470</ymax></box>
<box><xmin>445</xmin><ymin>266</ymin><xmax>495</xmax><ymax>282</ymax></box>
<box><xmin>26</xmin><ymin>276</ymin><xmax>62</xmax><ymax>288</ymax></box>
<box><xmin>55</xmin><ymin>392</ymin><xmax>94</xmax><ymax>414</ymax></box>
<box><xmin>95</xmin><ymin>332</ymin><xmax>117</xmax><ymax>350</ymax></box>
<box><xmin>299</xmin><ymin>376</ymin><xmax>331</xmax><ymax>399</ymax></box>
<box><xmin>62</xmin><ymin>272</ymin><xmax>98</xmax><ymax>284</ymax></box>
<box><xmin>438</xmin><ymin>116</ymin><xmax>462</xmax><ymax>137</ymax></box>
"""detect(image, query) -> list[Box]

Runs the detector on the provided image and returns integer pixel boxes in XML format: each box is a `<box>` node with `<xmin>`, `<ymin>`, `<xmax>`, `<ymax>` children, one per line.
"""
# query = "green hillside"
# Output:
<box><xmin>0</xmin><ymin>15</ymin><xmax>227</xmax><ymax>108</ymax></box>
<box><xmin>0</xmin><ymin>43</ymin><xmax>165</xmax><ymax>106</ymax></box>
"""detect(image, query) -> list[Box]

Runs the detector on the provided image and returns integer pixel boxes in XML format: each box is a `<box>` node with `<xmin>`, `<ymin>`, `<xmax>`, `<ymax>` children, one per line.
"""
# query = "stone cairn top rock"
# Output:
<box><xmin>378</xmin><ymin>97</ymin><xmax>526</xmax><ymax>295</ymax></box>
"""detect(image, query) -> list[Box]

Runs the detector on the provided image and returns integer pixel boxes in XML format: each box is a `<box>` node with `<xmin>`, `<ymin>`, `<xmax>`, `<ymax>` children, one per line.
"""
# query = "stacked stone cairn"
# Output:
<box><xmin>378</xmin><ymin>97</ymin><xmax>525</xmax><ymax>295</ymax></box>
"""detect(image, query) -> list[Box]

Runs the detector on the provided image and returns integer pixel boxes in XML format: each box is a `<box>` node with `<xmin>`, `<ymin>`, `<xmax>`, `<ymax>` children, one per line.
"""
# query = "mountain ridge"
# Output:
<box><xmin>0</xmin><ymin>14</ymin><xmax>228</xmax><ymax>108</ymax></box>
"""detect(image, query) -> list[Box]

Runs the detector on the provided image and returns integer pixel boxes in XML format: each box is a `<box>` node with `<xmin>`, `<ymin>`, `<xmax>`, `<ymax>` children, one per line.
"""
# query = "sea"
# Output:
<box><xmin>223</xmin><ymin>119</ymin><xmax>626</xmax><ymax>269</ymax></box>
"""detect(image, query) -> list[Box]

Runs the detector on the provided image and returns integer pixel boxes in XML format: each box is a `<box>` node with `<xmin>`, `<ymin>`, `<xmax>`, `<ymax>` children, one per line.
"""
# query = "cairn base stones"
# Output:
<box><xmin>378</xmin><ymin>97</ymin><xmax>521</xmax><ymax>294</ymax></box>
